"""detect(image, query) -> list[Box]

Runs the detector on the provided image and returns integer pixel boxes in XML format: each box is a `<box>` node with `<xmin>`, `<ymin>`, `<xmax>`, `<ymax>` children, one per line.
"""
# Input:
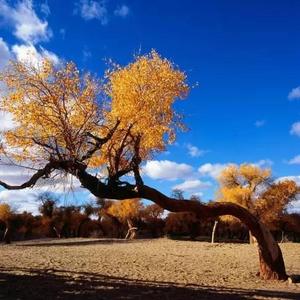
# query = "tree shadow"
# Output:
<box><xmin>14</xmin><ymin>238</ymin><xmax>145</xmax><ymax>247</ymax></box>
<box><xmin>0</xmin><ymin>267</ymin><xmax>298</xmax><ymax>300</ymax></box>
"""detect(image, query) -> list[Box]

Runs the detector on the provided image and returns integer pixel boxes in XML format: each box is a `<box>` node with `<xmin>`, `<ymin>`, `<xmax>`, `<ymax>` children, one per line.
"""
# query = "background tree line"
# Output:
<box><xmin>1</xmin><ymin>164</ymin><xmax>299</xmax><ymax>244</ymax></box>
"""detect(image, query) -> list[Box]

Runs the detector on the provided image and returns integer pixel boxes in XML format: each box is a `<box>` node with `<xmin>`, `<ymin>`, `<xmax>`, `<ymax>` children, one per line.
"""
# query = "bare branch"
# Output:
<box><xmin>81</xmin><ymin>120</ymin><xmax>120</xmax><ymax>162</ymax></box>
<box><xmin>0</xmin><ymin>162</ymin><xmax>54</xmax><ymax>190</ymax></box>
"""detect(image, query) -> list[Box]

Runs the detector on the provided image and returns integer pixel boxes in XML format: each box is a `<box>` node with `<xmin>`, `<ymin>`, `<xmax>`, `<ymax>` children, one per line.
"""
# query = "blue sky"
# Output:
<box><xmin>0</xmin><ymin>0</ymin><xmax>300</xmax><ymax>213</ymax></box>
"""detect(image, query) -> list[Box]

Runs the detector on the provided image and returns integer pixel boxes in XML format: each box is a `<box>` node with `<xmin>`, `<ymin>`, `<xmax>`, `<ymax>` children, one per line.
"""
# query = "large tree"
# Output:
<box><xmin>0</xmin><ymin>52</ymin><xmax>288</xmax><ymax>280</ymax></box>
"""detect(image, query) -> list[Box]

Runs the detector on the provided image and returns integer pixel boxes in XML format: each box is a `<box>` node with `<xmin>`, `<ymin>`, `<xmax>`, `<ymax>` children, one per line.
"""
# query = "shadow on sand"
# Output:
<box><xmin>14</xmin><ymin>238</ymin><xmax>143</xmax><ymax>247</ymax></box>
<box><xmin>0</xmin><ymin>267</ymin><xmax>298</xmax><ymax>300</ymax></box>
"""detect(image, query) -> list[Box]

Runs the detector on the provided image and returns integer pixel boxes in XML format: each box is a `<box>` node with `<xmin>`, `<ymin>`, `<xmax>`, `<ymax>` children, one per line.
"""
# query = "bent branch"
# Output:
<box><xmin>75</xmin><ymin>169</ymin><xmax>288</xmax><ymax>280</ymax></box>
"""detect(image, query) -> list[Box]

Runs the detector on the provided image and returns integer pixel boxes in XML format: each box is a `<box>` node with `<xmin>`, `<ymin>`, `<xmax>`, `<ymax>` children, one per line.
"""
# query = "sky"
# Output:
<box><xmin>0</xmin><ymin>0</ymin><xmax>300</xmax><ymax>214</ymax></box>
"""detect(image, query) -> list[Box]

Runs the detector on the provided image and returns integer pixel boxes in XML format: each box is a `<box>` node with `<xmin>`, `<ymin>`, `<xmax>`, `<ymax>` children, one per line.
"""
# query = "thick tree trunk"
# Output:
<box><xmin>211</xmin><ymin>220</ymin><xmax>218</xmax><ymax>244</ymax></box>
<box><xmin>73</xmin><ymin>170</ymin><xmax>288</xmax><ymax>280</ymax></box>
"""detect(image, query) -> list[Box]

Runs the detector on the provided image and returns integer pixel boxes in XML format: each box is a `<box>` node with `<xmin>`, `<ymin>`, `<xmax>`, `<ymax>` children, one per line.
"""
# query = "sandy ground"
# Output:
<box><xmin>0</xmin><ymin>238</ymin><xmax>299</xmax><ymax>299</ymax></box>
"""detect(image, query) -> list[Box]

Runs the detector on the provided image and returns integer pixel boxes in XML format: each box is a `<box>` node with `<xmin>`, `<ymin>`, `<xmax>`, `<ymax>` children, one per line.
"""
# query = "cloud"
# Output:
<box><xmin>186</xmin><ymin>144</ymin><xmax>206</xmax><ymax>157</ymax></box>
<box><xmin>12</xmin><ymin>43</ymin><xmax>60</xmax><ymax>67</ymax></box>
<box><xmin>290</xmin><ymin>122</ymin><xmax>300</xmax><ymax>137</ymax></box>
<box><xmin>254</xmin><ymin>120</ymin><xmax>265</xmax><ymax>128</ymax></box>
<box><xmin>0</xmin><ymin>189</ymin><xmax>40</xmax><ymax>214</ymax></box>
<box><xmin>0</xmin><ymin>111</ymin><xmax>17</xmax><ymax>132</ymax></box>
<box><xmin>288</xmin><ymin>86</ymin><xmax>300</xmax><ymax>100</ymax></box>
<box><xmin>198</xmin><ymin>163</ymin><xmax>229</xmax><ymax>179</ymax></box>
<box><xmin>277</xmin><ymin>175</ymin><xmax>300</xmax><ymax>185</ymax></box>
<box><xmin>143</xmin><ymin>160</ymin><xmax>194</xmax><ymax>181</ymax></box>
<box><xmin>172</xmin><ymin>179</ymin><xmax>211</xmax><ymax>193</ymax></box>
<box><xmin>114</xmin><ymin>5</ymin><xmax>130</xmax><ymax>17</ymax></box>
<box><xmin>0</xmin><ymin>164</ymin><xmax>83</xmax><ymax>214</ymax></box>
<box><xmin>253</xmin><ymin>159</ymin><xmax>273</xmax><ymax>168</ymax></box>
<box><xmin>0</xmin><ymin>0</ymin><xmax>52</xmax><ymax>44</ymax></box>
<box><xmin>40</xmin><ymin>1</ymin><xmax>50</xmax><ymax>17</ymax></box>
<box><xmin>74</xmin><ymin>0</ymin><xmax>108</xmax><ymax>24</ymax></box>
<box><xmin>288</xmin><ymin>155</ymin><xmax>300</xmax><ymax>165</ymax></box>
<box><xmin>0</xmin><ymin>37</ymin><xmax>10</xmax><ymax>69</ymax></box>
<box><xmin>290</xmin><ymin>198</ymin><xmax>300</xmax><ymax>213</ymax></box>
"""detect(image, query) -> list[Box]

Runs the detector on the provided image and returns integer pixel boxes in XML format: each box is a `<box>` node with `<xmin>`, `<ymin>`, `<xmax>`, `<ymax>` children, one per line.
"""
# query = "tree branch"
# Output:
<box><xmin>81</xmin><ymin>120</ymin><xmax>120</xmax><ymax>162</ymax></box>
<box><xmin>0</xmin><ymin>162</ymin><xmax>54</xmax><ymax>190</ymax></box>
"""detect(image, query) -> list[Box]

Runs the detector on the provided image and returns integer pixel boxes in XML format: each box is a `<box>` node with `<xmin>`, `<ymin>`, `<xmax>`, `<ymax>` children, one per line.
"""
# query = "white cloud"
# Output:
<box><xmin>12</xmin><ymin>43</ymin><xmax>60</xmax><ymax>67</ymax></box>
<box><xmin>198</xmin><ymin>163</ymin><xmax>229</xmax><ymax>179</ymax></box>
<box><xmin>0</xmin><ymin>0</ymin><xmax>52</xmax><ymax>44</ymax></box>
<box><xmin>172</xmin><ymin>179</ymin><xmax>211</xmax><ymax>192</ymax></box>
<box><xmin>40</xmin><ymin>1</ymin><xmax>50</xmax><ymax>17</ymax></box>
<box><xmin>186</xmin><ymin>143</ymin><xmax>205</xmax><ymax>157</ymax></box>
<box><xmin>0</xmin><ymin>111</ymin><xmax>17</xmax><ymax>132</ymax></box>
<box><xmin>143</xmin><ymin>160</ymin><xmax>194</xmax><ymax>181</ymax></box>
<box><xmin>0</xmin><ymin>189</ymin><xmax>40</xmax><ymax>214</ymax></box>
<box><xmin>0</xmin><ymin>164</ymin><xmax>83</xmax><ymax>214</ymax></box>
<box><xmin>290</xmin><ymin>122</ymin><xmax>300</xmax><ymax>137</ymax></box>
<box><xmin>288</xmin><ymin>86</ymin><xmax>300</xmax><ymax>100</ymax></box>
<box><xmin>290</xmin><ymin>198</ymin><xmax>300</xmax><ymax>213</ymax></box>
<box><xmin>276</xmin><ymin>175</ymin><xmax>300</xmax><ymax>186</ymax></box>
<box><xmin>254</xmin><ymin>120</ymin><xmax>265</xmax><ymax>128</ymax></box>
<box><xmin>0</xmin><ymin>37</ymin><xmax>10</xmax><ymax>69</ymax></box>
<box><xmin>114</xmin><ymin>5</ymin><xmax>130</xmax><ymax>17</ymax></box>
<box><xmin>288</xmin><ymin>155</ymin><xmax>300</xmax><ymax>165</ymax></box>
<box><xmin>253</xmin><ymin>159</ymin><xmax>273</xmax><ymax>168</ymax></box>
<box><xmin>74</xmin><ymin>0</ymin><xmax>108</xmax><ymax>24</ymax></box>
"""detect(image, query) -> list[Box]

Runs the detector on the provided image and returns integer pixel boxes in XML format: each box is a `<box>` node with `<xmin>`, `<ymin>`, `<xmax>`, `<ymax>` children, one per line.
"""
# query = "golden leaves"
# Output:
<box><xmin>0</xmin><ymin>51</ymin><xmax>189</xmax><ymax>173</ymax></box>
<box><xmin>107</xmin><ymin>198</ymin><xmax>143</xmax><ymax>222</ymax></box>
<box><xmin>105</xmin><ymin>50</ymin><xmax>189</xmax><ymax>158</ymax></box>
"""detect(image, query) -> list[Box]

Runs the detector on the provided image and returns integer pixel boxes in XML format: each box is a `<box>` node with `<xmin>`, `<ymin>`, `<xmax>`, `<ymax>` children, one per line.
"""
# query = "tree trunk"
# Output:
<box><xmin>125</xmin><ymin>219</ymin><xmax>138</xmax><ymax>240</ymax></box>
<box><xmin>3</xmin><ymin>226</ymin><xmax>11</xmax><ymax>244</ymax></box>
<box><xmin>211</xmin><ymin>220</ymin><xmax>218</xmax><ymax>244</ymax></box>
<box><xmin>249</xmin><ymin>230</ymin><xmax>257</xmax><ymax>244</ymax></box>
<box><xmin>75</xmin><ymin>170</ymin><xmax>288</xmax><ymax>280</ymax></box>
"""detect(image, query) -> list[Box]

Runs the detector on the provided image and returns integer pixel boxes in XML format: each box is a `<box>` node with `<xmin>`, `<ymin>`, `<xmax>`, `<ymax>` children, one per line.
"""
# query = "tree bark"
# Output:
<box><xmin>75</xmin><ymin>169</ymin><xmax>288</xmax><ymax>280</ymax></box>
<box><xmin>211</xmin><ymin>220</ymin><xmax>218</xmax><ymax>244</ymax></box>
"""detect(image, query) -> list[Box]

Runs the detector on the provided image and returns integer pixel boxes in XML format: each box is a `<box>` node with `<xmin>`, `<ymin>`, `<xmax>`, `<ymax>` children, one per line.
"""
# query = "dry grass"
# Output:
<box><xmin>0</xmin><ymin>238</ymin><xmax>299</xmax><ymax>299</ymax></box>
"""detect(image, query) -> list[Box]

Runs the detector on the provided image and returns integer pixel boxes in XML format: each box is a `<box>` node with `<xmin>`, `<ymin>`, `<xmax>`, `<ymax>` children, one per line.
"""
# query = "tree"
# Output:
<box><xmin>107</xmin><ymin>198</ymin><xmax>143</xmax><ymax>239</ymax></box>
<box><xmin>0</xmin><ymin>52</ymin><xmax>288</xmax><ymax>280</ymax></box>
<box><xmin>217</xmin><ymin>164</ymin><xmax>272</xmax><ymax>243</ymax></box>
<box><xmin>0</xmin><ymin>203</ymin><xmax>12</xmax><ymax>243</ymax></box>
<box><xmin>217</xmin><ymin>164</ymin><xmax>297</xmax><ymax>243</ymax></box>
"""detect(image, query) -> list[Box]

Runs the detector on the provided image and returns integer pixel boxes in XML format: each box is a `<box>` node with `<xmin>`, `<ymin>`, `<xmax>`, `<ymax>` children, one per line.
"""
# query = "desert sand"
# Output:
<box><xmin>0</xmin><ymin>238</ymin><xmax>299</xmax><ymax>299</ymax></box>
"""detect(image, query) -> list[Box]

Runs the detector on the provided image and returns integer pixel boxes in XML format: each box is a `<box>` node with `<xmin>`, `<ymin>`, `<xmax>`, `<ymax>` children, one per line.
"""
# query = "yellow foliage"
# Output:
<box><xmin>0</xmin><ymin>203</ymin><xmax>12</xmax><ymax>221</ymax></box>
<box><xmin>107</xmin><ymin>198</ymin><xmax>143</xmax><ymax>222</ymax></box>
<box><xmin>0</xmin><ymin>59</ymin><xmax>101</xmax><ymax>163</ymax></box>
<box><xmin>105</xmin><ymin>50</ymin><xmax>188</xmax><ymax>155</ymax></box>
<box><xmin>217</xmin><ymin>164</ymin><xmax>297</xmax><ymax>226</ymax></box>
<box><xmin>0</xmin><ymin>51</ymin><xmax>189</xmax><ymax>173</ymax></box>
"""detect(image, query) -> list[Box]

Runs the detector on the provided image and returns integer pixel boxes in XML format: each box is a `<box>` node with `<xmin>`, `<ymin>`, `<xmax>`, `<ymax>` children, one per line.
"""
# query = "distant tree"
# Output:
<box><xmin>217</xmin><ymin>164</ymin><xmax>298</xmax><ymax>244</ymax></box>
<box><xmin>107</xmin><ymin>198</ymin><xmax>143</xmax><ymax>239</ymax></box>
<box><xmin>171</xmin><ymin>189</ymin><xmax>185</xmax><ymax>200</ymax></box>
<box><xmin>0</xmin><ymin>203</ymin><xmax>12</xmax><ymax>243</ymax></box>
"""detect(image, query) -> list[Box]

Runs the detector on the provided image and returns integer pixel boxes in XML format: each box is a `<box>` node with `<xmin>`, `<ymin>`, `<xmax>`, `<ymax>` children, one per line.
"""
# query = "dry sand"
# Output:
<box><xmin>0</xmin><ymin>238</ymin><xmax>299</xmax><ymax>299</ymax></box>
